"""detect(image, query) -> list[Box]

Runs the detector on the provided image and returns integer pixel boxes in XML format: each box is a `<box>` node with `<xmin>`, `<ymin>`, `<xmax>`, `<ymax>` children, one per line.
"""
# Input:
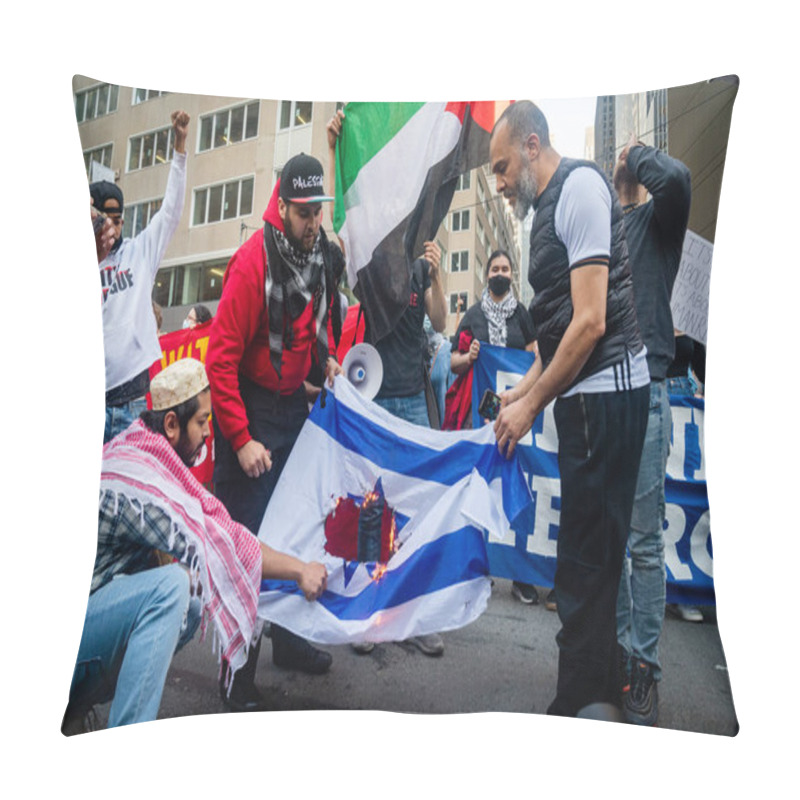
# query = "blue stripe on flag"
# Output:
<box><xmin>261</xmin><ymin>524</ymin><xmax>488</xmax><ymax>621</ymax></box>
<box><xmin>310</xmin><ymin>391</ymin><xmax>530</xmax><ymax>524</ymax></box>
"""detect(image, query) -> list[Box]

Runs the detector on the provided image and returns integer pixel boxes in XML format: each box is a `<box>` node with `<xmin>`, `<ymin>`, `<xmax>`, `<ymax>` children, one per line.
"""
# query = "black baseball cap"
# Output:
<box><xmin>279</xmin><ymin>153</ymin><xmax>334</xmax><ymax>204</ymax></box>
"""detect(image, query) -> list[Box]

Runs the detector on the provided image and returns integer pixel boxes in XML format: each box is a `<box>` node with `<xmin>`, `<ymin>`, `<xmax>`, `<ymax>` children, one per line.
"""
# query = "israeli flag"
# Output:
<box><xmin>256</xmin><ymin>377</ymin><xmax>532</xmax><ymax>645</ymax></box>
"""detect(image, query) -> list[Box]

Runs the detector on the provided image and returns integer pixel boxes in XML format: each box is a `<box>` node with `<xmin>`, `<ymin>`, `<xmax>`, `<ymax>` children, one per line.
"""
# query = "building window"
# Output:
<box><xmin>279</xmin><ymin>100</ymin><xmax>313</xmax><ymax>130</ymax></box>
<box><xmin>192</xmin><ymin>177</ymin><xmax>255</xmax><ymax>226</ymax></box>
<box><xmin>451</xmin><ymin>209</ymin><xmax>470</xmax><ymax>232</ymax></box>
<box><xmin>437</xmin><ymin>240</ymin><xmax>447</xmax><ymax>275</ymax></box>
<box><xmin>128</xmin><ymin>125</ymin><xmax>176</xmax><ymax>172</ymax></box>
<box><xmin>450</xmin><ymin>250</ymin><xmax>469</xmax><ymax>273</ymax></box>
<box><xmin>198</xmin><ymin>101</ymin><xmax>260</xmax><ymax>152</ymax></box>
<box><xmin>449</xmin><ymin>292</ymin><xmax>469</xmax><ymax>314</ymax></box>
<box><xmin>153</xmin><ymin>260</ymin><xmax>228</xmax><ymax>308</ymax></box>
<box><xmin>75</xmin><ymin>83</ymin><xmax>119</xmax><ymax>123</ymax></box>
<box><xmin>132</xmin><ymin>88</ymin><xmax>169</xmax><ymax>105</ymax></box>
<box><xmin>83</xmin><ymin>144</ymin><xmax>113</xmax><ymax>177</ymax></box>
<box><xmin>477</xmin><ymin>218</ymin><xmax>487</xmax><ymax>250</ymax></box>
<box><xmin>456</xmin><ymin>172</ymin><xmax>471</xmax><ymax>191</ymax></box>
<box><xmin>123</xmin><ymin>197</ymin><xmax>163</xmax><ymax>240</ymax></box>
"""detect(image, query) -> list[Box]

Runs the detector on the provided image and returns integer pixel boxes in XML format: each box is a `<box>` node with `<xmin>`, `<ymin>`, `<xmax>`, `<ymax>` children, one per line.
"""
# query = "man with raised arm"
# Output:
<box><xmin>613</xmin><ymin>134</ymin><xmax>691</xmax><ymax>725</ymax></box>
<box><xmin>93</xmin><ymin>110</ymin><xmax>190</xmax><ymax>443</ymax></box>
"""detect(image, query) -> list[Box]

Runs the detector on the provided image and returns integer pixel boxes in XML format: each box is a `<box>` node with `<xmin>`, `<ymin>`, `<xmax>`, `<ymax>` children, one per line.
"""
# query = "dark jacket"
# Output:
<box><xmin>528</xmin><ymin>157</ymin><xmax>642</xmax><ymax>388</ymax></box>
<box><xmin>622</xmin><ymin>145</ymin><xmax>691</xmax><ymax>380</ymax></box>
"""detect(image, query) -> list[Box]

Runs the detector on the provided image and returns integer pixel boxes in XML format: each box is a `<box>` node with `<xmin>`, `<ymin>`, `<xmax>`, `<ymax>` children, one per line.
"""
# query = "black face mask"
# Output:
<box><xmin>488</xmin><ymin>275</ymin><xmax>511</xmax><ymax>297</ymax></box>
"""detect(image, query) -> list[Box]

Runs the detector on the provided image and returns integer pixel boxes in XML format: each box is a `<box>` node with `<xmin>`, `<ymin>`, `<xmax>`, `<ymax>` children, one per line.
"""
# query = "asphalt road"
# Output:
<box><xmin>79</xmin><ymin>578</ymin><xmax>738</xmax><ymax>735</ymax></box>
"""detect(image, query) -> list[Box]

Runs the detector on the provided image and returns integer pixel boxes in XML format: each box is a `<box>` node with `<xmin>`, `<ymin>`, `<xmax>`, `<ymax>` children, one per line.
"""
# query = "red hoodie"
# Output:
<box><xmin>206</xmin><ymin>181</ymin><xmax>338</xmax><ymax>452</ymax></box>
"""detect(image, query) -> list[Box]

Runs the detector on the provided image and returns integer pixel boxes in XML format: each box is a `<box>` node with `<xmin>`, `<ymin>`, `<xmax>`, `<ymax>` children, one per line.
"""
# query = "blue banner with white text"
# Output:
<box><xmin>472</xmin><ymin>343</ymin><xmax>714</xmax><ymax>606</ymax></box>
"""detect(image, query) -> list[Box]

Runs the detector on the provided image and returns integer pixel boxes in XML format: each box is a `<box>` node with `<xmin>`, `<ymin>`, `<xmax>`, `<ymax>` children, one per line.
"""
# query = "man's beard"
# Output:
<box><xmin>284</xmin><ymin>226</ymin><xmax>311</xmax><ymax>253</ymax></box>
<box><xmin>176</xmin><ymin>433</ymin><xmax>203</xmax><ymax>468</ymax></box>
<box><xmin>284</xmin><ymin>218</ymin><xmax>318</xmax><ymax>254</ymax></box>
<box><xmin>514</xmin><ymin>161</ymin><xmax>538</xmax><ymax>221</ymax></box>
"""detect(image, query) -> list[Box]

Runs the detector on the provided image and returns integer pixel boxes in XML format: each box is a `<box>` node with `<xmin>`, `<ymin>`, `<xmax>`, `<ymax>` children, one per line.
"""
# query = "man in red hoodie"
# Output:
<box><xmin>206</xmin><ymin>152</ymin><xmax>344</xmax><ymax>711</ymax></box>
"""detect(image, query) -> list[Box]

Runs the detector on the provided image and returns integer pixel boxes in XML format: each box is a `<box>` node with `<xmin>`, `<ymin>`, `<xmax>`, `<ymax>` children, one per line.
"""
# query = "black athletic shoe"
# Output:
<box><xmin>624</xmin><ymin>660</ymin><xmax>658</xmax><ymax>726</ymax></box>
<box><xmin>618</xmin><ymin>644</ymin><xmax>631</xmax><ymax>697</ymax></box>
<box><xmin>271</xmin><ymin>626</ymin><xmax>332</xmax><ymax>674</ymax></box>
<box><xmin>220</xmin><ymin>676</ymin><xmax>268</xmax><ymax>713</ymax></box>
<box><xmin>511</xmin><ymin>581</ymin><xmax>539</xmax><ymax>605</ymax></box>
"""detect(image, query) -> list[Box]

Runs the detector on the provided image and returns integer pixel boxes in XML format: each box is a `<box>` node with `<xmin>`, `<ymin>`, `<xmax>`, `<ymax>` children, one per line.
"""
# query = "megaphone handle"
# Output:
<box><xmin>352</xmin><ymin>305</ymin><xmax>365</xmax><ymax>349</ymax></box>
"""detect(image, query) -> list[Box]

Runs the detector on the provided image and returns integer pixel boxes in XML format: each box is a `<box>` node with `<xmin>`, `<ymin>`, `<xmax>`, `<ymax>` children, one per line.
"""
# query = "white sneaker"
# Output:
<box><xmin>405</xmin><ymin>633</ymin><xmax>444</xmax><ymax>656</ymax></box>
<box><xmin>677</xmin><ymin>605</ymin><xmax>704</xmax><ymax>623</ymax></box>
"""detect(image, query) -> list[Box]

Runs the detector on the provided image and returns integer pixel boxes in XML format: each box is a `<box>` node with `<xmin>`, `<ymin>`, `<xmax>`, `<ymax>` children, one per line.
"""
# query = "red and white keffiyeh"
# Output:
<box><xmin>101</xmin><ymin>420</ymin><xmax>263</xmax><ymax>679</ymax></box>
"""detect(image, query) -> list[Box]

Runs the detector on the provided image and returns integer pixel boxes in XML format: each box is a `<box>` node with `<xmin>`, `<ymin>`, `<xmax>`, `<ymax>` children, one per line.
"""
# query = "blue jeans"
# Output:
<box><xmin>374</xmin><ymin>391</ymin><xmax>430</xmax><ymax>427</ymax></box>
<box><xmin>429</xmin><ymin>340</ymin><xmax>455</xmax><ymax>426</ymax></box>
<box><xmin>616</xmin><ymin>380</ymin><xmax>671</xmax><ymax>680</ymax></box>
<box><xmin>105</xmin><ymin>397</ymin><xmax>148</xmax><ymax>444</ymax></box>
<box><xmin>68</xmin><ymin>565</ymin><xmax>194</xmax><ymax>727</ymax></box>
<box><xmin>363</xmin><ymin>392</ymin><xmax>429</xmax><ymax>559</ymax></box>
<box><xmin>666</xmin><ymin>375</ymin><xmax>694</xmax><ymax>396</ymax></box>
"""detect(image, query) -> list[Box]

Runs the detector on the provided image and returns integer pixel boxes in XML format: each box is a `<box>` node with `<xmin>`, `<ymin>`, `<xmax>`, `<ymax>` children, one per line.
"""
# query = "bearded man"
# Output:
<box><xmin>64</xmin><ymin>359</ymin><xmax>327</xmax><ymax>731</ymax></box>
<box><xmin>206</xmin><ymin>152</ymin><xmax>344</xmax><ymax>711</ymax></box>
<box><xmin>490</xmin><ymin>101</ymin><xmax>650</xmax><ymax>719</ymax></box>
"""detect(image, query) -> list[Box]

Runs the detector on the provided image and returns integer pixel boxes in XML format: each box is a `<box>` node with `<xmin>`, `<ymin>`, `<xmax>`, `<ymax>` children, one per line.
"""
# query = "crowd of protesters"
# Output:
<box><xmin>64</xmin><ymin>101</ymin><xmax>702</xmax><ymax>733</ymax></box>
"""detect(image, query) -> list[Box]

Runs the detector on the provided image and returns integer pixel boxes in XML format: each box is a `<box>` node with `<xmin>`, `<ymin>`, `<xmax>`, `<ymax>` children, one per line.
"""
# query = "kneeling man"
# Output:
<box><xmin>63</xmin><ymin>359</ymin><xmax>326</xmax><ymax>731</ymax></box>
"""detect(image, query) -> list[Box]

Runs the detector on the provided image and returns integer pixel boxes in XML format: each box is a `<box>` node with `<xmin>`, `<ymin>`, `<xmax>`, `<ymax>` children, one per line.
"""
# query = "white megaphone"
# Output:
<box><xmin>341</xmin><ymin>343</ymin><xmax>384</xmax><ymax>400</ymax></box>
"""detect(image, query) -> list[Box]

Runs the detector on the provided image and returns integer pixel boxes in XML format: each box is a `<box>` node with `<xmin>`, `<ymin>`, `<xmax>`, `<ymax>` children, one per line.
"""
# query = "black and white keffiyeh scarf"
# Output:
<box><xmin>480</xmin><ymin>287</ymin><xmax>517</xmax><ymax>347</ymax></box>
<box><xmin>263</xmin><ymin>224</ymin><xmax>330</xmax><ymax>378</ymax></box>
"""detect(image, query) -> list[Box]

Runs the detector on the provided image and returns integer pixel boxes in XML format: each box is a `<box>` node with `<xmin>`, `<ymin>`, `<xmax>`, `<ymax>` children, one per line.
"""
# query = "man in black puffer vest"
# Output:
<box><xmin>490</xmin><ymin>101</ymin><xmax>650</xmax><ymax>720</ymax></box>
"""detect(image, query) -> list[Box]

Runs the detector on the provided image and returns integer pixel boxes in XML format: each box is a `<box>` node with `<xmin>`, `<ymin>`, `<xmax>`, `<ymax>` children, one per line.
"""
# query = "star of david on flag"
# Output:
<box><xmin>256</xmin><ymin>377</ymin><xmax>532</xmax><ymax>645</ymax></box>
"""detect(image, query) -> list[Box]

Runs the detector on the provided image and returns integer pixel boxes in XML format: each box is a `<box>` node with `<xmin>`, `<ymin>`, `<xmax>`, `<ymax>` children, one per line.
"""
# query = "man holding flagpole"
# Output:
<box><xmin>328</xmin><ymin>110</ymin><xmax>448</xmax><ymax>657</ymax></box>
<box><xmin>490</xmin><ymin>101</ymin><xmax>649</xmax><ymax>719</ymax></box>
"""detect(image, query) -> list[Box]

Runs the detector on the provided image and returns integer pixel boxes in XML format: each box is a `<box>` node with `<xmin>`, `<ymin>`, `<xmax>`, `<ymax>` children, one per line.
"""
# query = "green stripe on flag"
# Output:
<box><xmin>334</xmin><ymin>102</ymin><xmax>425</xmax><ymax>231</ymax></box>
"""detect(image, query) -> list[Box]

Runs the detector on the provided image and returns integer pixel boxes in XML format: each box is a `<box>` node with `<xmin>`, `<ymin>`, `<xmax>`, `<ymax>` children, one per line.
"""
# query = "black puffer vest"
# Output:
<box><xmin>528</xmin><ymin>157</ymin><xmax>642</xmax><ymax>388</ymax></box>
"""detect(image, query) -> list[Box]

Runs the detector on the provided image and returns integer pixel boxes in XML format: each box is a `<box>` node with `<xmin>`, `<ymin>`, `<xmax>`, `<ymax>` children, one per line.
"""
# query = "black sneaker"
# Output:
<box><xmin>618</xmin><ymin>644</ymin><xmax>631</xmax><ymax>697</ymax></box>
<box><xmin>511</xmin><ymin>581</ymin><xmax>539</xmax><ymax>605</ymax></box>
<box><xmin>544</xmin><ymin>589</ymin><xmax>557</xmax><ymax>612</ymax></box>
<box><xmin>624</xmin><ymin>660</ymin><xmax>658</xmax><ymax>726</ymax></box>
<box><xmin>271</xmin><ymin>626</ymin><xmax>332</xmax><ymax>674</ymax></box>
<box><xmin>220</xmin><ymin>674</ymin><xmax>268</xmax><ymax>713</ymax></box>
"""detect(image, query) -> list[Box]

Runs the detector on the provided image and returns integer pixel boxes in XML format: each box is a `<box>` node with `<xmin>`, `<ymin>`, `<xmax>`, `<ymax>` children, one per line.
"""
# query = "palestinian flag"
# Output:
<box><xmin>333</xmin><ymin>102</ymin><xmax>497</xmax><ymax>343</ymax></box>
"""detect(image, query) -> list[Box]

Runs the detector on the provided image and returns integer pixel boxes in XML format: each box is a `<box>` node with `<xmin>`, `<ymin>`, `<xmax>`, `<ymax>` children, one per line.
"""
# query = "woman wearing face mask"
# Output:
<box><xmin>450</xmin><ymin>249</ymin><xmax>536</xmax><ymax>382</ymax></box>
<box><xmin>183</xmin><ymin>304</ymin><xmax>213</xmax><ymax>330</ymax></box>
<box><xmin>449</xmin><ymin>249</ymin><xmax>540</xmax><ymax>606</ymax></box>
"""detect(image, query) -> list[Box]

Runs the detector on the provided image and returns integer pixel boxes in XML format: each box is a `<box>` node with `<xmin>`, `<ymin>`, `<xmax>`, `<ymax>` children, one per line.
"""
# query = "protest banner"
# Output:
<box><xmin>670</xmin><ymin>229</ymin><xmax>713</xmax><ymax>345</ymax></box>
<box><xmin>473</xmin><ymin>342</ymin><xmax>715</xmax><ymax>606</ymax></box>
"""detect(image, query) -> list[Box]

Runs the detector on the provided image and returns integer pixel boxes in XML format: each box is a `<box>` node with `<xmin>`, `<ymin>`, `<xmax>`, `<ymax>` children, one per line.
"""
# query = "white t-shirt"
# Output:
<box><xmin>100</xmin><ymin>151</ymin><xmax>187</xmax><ymax>392</ymax></box>
<box><xmin>552</xmin><ymin>166</ymin><xmax>649</xmax><ymax>395</ymax></box>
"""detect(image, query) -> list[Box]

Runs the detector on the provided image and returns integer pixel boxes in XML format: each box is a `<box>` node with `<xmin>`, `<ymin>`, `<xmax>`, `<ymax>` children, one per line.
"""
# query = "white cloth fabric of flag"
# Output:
<box><xmin>256</xmin><ymin>377</ymin><xmax>532</xmax><ymax>645</ymax></box>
